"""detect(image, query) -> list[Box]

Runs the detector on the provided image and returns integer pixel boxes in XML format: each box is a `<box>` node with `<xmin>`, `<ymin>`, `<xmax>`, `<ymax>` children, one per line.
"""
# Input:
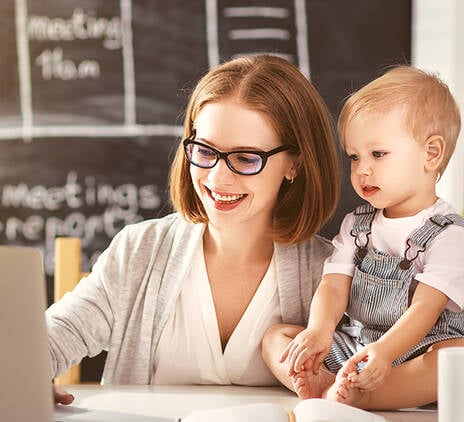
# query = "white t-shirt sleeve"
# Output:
<box><xmin>323</xmin><ymin>213</ymin><xmax>357</xmax><ymax>277</ymax></box>
<box><xmin>415</xmin><ymin>225</ymin><xmax>464</xmax><ymax>311</ymax></box>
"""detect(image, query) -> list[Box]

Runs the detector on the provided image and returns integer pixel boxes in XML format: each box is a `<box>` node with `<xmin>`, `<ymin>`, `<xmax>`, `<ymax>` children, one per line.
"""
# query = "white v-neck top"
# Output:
<box><xmin>153</xmin><ymin>244</ymin><xmax>282</xmax><ymax>386</ymax></box>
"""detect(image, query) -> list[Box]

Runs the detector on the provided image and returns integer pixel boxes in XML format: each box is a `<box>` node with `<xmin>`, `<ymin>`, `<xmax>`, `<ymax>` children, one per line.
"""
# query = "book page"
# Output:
<box><xmin>182</xmin><ymin>402</ymin><xmax>288</xmax><ymax>422</ymax></box>
<box><xmin>54</xmin><ymin>405</ymin><xmax>174</xmax><ymax>422</ymax></box>
<box><xmin>293</xmin><ymin>399</ymin><xmax>386</xmax><ymax>422</ymax></box>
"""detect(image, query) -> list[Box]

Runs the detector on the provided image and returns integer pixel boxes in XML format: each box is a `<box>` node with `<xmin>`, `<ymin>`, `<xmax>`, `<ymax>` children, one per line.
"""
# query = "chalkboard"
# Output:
<box><xmin>0</xmin><ymin>0</ymin><xmax>411</xmax><ymax>280</ymax></box>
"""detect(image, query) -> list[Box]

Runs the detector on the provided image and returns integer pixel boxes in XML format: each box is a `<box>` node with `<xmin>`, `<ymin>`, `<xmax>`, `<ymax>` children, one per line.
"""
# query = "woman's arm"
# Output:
<box><xmin>46</xmin><ymin>226</ymin><xmax>130</xmax><ymax>378</ymax></box>
<box><xmin>47</xmin><ymin>264</ymin><xmax>116</xmax><ymax>377</ymax></box>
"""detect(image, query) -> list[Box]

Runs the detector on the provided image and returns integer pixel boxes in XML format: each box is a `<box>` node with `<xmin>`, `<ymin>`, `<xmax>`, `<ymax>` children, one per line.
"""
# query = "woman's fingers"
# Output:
<box><xmin>53</xmin><ymin>385</ymin><xmax>74</xmax><ymax>405</ymax></box>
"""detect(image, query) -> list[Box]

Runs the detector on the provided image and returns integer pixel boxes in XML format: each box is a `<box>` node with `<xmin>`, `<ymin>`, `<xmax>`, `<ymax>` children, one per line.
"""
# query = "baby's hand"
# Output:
<box><xmin>280</xmin><ymin>328</ymin><xmax>331</xmax><ymax>376</ymax></box>
<box><xmin>345</xmin><ymin>343</ymin><xmax>392</xmax><ymax>391</ymax></box>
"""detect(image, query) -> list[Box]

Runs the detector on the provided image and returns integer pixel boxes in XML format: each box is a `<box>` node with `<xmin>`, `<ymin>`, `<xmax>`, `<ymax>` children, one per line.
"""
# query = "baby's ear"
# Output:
<box><xmin>424</xmin><ymin>135</ymin><xmax>445</xmax><ymax>171</ymax></box>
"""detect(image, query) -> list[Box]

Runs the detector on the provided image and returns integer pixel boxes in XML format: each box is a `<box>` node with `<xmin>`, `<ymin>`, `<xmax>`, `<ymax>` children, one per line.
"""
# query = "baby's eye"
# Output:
<box><xmin>348</xmin><ymin>154</ymin><xmax>359</xmax><ymax>162</ymax></box>
<box><xmin>372</xmin><ymin>151</ymin><xmax>386</xmax><ymax>158</ymax></box>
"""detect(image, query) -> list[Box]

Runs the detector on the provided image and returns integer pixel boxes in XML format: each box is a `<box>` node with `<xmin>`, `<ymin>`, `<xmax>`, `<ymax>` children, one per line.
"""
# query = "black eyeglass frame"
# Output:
<box><xmin>183</xmin><ymin>135</ymin><xmax>291</xmax><ymax>176</ymax></box>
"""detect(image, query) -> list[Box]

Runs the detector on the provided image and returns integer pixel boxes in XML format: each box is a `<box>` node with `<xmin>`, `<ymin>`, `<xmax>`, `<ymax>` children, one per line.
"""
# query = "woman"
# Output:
<box><xmin>49</xmin><ymin>54</ymin><xmax>340</xmax><ymax>403</ymax></box>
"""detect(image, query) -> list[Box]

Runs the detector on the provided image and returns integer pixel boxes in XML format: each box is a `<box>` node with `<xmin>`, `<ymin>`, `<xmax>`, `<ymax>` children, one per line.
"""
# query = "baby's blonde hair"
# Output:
<box><xmin>338</xmin><ymin>66</ymin><xmax>461</xmax><ymax>175</ymax></box>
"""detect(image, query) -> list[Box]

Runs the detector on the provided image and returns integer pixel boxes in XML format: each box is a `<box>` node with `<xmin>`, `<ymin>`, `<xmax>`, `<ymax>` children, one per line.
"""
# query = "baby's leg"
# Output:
<box><xmin>331</xmin><ymin>338</ymin><xmax>464</xmax><ymax>410</ymax></box>
<box><xmin>262</xmin><ymin>323</ymin><xmax>335</xmax><ymax>398</ymax></box>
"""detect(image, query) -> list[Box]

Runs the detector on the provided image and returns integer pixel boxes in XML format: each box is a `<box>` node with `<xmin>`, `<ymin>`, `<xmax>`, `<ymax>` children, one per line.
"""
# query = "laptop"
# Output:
<box><xmin>0</xmin><ymin>245</ymin><xmax>174</xmax><ymax>422</ymax></box>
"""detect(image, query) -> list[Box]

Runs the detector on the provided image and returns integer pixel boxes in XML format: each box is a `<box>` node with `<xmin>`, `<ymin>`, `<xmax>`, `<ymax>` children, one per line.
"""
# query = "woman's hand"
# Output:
<box><xmin>53</xmin><ymin>384</ymin><xmax>74</xmax><ymax>405</ymax></box>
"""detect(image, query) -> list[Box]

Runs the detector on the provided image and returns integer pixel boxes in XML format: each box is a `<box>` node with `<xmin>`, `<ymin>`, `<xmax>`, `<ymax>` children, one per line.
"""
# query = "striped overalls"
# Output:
<box><xmin>324</xmin><ymin>204</ymin><xmax>464</xmax><ymax>374</ymax></box>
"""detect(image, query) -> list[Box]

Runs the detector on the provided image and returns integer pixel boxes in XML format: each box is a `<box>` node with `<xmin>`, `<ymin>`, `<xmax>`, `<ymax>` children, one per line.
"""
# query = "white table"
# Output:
<box><xmin>62</xmin><ymin>384</ymin><xmax>437</xmax><ymax>422</ymax></box>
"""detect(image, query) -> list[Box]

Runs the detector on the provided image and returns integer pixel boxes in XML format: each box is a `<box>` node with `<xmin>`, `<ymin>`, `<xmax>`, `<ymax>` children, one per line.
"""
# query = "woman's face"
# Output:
<box><xmin>189</xmin><ymin>98</ymin><xmax>295</xmax><ymax>231</ymax></box>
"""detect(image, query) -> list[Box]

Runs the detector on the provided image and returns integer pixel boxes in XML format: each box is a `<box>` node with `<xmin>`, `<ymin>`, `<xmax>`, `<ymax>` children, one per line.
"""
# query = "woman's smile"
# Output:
<box><xmin>210</xmin><ymin>189</ymin><xmax>247</xmax><ymax>204</ymax></box>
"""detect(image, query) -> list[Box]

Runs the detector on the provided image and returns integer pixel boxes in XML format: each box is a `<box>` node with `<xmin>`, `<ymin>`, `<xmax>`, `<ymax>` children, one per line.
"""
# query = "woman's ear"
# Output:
<box><xmin>285</xmin><ymin>155</ymin><xmax>301</xmax><ymax>182</ymax></box>
<box><xmin>424</xmin><ymin>135</ymin><xmax>445</xmax><ymax>172</ymax></box>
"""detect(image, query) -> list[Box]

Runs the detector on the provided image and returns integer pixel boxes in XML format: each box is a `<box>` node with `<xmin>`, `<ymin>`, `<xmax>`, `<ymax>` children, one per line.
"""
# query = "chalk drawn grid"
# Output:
<box><xmin>1</xmin><ymin>0</ymin><xmax>309</xmax><ymax>141</ymax></box>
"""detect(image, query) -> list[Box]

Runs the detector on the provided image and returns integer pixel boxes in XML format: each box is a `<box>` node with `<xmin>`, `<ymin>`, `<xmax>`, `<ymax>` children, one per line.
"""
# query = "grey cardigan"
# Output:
<box><xmin>46</xmin><ymin>213</ymin><xmax>333</xmax><ymax>384</ymax></box>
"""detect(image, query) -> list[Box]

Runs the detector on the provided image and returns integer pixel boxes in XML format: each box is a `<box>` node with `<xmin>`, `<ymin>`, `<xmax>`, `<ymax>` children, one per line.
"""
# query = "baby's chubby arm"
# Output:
<box><xmin>281</xmin><ymin>274</ymin><xmax>351</xmax><ymax>375</ymax></box>
<box><xmin>347</xmin><ymin>282</ymin><xmax>449</xmax><ymax>391</ymax></box>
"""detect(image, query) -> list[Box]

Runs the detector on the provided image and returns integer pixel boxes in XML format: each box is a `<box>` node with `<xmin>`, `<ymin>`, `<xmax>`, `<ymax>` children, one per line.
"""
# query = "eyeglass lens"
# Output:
<box><xmin>186</xmin><ymin>143</ymin><xmax>263</xmax><ymax>175</ymax></box>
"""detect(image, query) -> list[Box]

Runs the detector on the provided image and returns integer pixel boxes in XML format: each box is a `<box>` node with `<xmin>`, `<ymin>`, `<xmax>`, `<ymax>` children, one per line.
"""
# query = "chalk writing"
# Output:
<box><xmin>29</xmin><ymin>8</ymin><xmax>121</xmax><ymax>82</ymax></box>
<box><xmin>28</xmin><ymin>8</ymin><xmax>122</xmax><ymax>50</ymax></box>
<box><xmin>36</xmin><ymin>47</ymin><xmax>100</xmax><ymax>80</ymax></box>
<box><xmin>0</xmin><ymin>171</ymin><xmax>162</xmax><ymax>275</ymax></box>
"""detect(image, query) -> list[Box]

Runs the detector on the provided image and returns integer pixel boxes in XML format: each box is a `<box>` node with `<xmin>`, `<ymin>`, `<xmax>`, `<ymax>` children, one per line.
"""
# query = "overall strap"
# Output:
<box><xmin>351</xmin><ymin>203</ymin><xmax>377</xmax><ymax>236</ymax></box>
<box><xmin>350</xmin><ymin>203</ymin><xmax>377</xmax><ymax>261</ymax></box>
<box><xmin>400</xmin><ymin>214</ymin><xmax>464</xmax><ymax>269</ymax></box>
<box><xmin>410</xmin><ymin>214</ymin><xmax>464</xmax><ymax>247</ymax></box>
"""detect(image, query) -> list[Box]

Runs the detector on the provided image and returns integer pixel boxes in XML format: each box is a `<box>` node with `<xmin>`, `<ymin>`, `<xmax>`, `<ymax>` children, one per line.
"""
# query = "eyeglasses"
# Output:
<box><xmin>183</xmin><ymin>135</ymin><xmax>291</xmax><ymax>176</ymax></box>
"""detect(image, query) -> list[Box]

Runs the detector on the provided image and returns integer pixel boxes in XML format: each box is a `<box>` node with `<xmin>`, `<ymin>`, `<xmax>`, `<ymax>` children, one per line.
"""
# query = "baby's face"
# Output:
<box><xmin>344</xmin><ymin>108</ymin><xmax>433</xmax><ymax>218</ymax></box>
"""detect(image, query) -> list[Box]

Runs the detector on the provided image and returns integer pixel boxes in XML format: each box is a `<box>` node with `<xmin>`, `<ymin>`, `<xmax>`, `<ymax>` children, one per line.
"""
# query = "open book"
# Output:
<box><xmin>54</xmin><ymin>397</ymin><xmax>385</xmax><ymax>422</ymax></box>
<box><xmin>182</xmin><ymin>399</ymin><xmax>385</xmax><ymax>422</ymax></box>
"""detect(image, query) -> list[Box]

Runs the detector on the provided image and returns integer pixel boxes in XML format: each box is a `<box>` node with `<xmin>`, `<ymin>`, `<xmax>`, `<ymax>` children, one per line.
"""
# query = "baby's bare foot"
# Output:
<box><xmin>325</xmin><ymin>367</ymin><xmax>367</xmax><ymax>407</ymax></box>
<box><xmin>292</xmin><ymin>366</ymin><xmax>335</xmax><ymax>400</ymax></box>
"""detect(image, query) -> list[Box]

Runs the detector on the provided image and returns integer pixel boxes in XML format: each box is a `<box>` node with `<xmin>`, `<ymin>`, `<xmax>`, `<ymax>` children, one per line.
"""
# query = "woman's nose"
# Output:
<box><xmin>207</xmin><ymin>158</ymin><xmax>235</xmax><ymax>183</ymax></box>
